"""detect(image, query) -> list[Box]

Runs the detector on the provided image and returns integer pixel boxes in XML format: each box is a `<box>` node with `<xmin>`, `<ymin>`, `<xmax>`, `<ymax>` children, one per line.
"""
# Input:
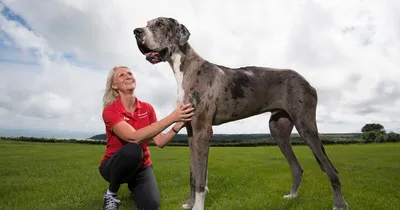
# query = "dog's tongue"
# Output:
<box><xmin>145</xmin><ymin>52</ymin><xmax>161</xmax><ymax>64</ymax></box>
<box><xmin>145</xmin><ymin>52</ymin><xmax>159</xmax><ymax>57</ymax></box>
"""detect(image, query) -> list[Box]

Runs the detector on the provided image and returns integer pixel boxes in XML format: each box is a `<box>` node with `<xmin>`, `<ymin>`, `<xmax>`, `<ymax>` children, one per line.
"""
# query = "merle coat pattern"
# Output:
<box><xmin>133</xmin><ymin>17</ymin><xmax>348</xmax><ymax>210</ymax></box>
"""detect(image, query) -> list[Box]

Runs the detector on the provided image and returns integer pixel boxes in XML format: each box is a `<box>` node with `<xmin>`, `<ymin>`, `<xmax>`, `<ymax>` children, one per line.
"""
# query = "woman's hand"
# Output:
<box><xmin>170</xmin><ymin>103</ymin><xmax>195</xmax><ymax>122</ymax></box>
<box><xmin>173</xmin><ymin>121</ymin><xmax>186</xmax><ymax>132</ymax></box>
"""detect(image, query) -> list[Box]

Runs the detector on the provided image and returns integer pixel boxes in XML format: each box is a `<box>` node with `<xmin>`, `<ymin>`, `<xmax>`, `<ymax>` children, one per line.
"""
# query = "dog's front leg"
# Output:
<box><xmin>182</xmin><ymin>124</ymin><xmax>195</xmax><ymax>209</ymax></box>
<box><xmin>182</xmin><ymin>122</ymin><xmax>212</xmax><ymax>210</ymax></box>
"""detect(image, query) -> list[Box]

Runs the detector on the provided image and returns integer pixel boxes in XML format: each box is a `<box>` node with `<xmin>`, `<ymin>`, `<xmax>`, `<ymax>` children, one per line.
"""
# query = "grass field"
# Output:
<box><xmin>0</xmin><ymin>140</ymin><xmax>399</xmax><ymax>210</ymax></box>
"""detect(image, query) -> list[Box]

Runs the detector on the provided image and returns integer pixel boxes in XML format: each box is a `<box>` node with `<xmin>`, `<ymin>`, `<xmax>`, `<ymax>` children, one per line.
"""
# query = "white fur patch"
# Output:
<box><xmin>192</xmin><ymin>191</ymin><xmax>207</xmax><ymax>210</ymax></box>
<box><xmin>283</xmin><ymin>193</ymin><xmax>297</xmax><ymax>199</ymax></box>
<box><xmin>244</xmin><ymin>71</ymin><xmax>254</xmax><ymax>76</ymax></box>
<box><xmin>181</xmin><ymin>203</ymin><xmax>191</xmax><ymax>209</ymax></box>
<box><xmin>182</xmin><ymin>173</ymin><xmax>209</xmax><ymax>210</ymax></box>
<box><xmin>216</xmin><ymin>66</ymin><xmax>225</xmax><ymax>74</ymax></box>
<box><xmin>170</xmin><ymin>53</ymin><xmax>185</xmax><ymax>105</ymax></box>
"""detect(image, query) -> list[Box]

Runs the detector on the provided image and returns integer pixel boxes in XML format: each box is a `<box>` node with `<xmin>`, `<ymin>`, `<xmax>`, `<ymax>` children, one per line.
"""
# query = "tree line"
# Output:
<box><xmin>1</xmin><ymin>123</ymin><xmax>398</xmax><ymax>146</ymax></box>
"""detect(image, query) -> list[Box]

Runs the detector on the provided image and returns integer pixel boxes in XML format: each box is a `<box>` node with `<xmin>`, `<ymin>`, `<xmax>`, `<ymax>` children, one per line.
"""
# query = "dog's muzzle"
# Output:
<box><xmin>133</xmin><ymin>28</ymin><xmax>168</xmax><ymax>64</ymax></box>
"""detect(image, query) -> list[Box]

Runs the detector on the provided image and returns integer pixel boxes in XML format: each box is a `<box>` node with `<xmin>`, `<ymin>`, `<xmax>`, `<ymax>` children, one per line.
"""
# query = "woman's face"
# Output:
<box><xmin>112</xmin><ymin>67</ymin><xmax>136</xmax><ymax>93</ymax></box>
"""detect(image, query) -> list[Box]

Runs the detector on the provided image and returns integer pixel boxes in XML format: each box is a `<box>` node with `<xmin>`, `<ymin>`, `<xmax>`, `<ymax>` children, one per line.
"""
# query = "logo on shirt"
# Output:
<box><xmin>138</xmin><ymin>111</ymin><xmax>148</xmax><ymax>119</ymax></box>
<box><xmin>124</xmin><ymin>116</ymin><xmax>130</xmax><ymax>121</ymax></box>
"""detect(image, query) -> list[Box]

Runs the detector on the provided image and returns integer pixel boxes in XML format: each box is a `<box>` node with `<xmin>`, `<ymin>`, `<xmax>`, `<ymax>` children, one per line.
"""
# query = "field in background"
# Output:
<box><xmin>0</xmin><ymin>140</ymin><xmax>399</xmax><ymax>210</ymax></box>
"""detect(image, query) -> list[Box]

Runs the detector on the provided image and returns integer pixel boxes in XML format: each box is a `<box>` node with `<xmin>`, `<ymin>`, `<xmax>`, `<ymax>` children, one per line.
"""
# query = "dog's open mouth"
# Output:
<box><xmin>137</xmin><ymin>42</ymin><xmax>168</xmax><ymax>64</ymax></box>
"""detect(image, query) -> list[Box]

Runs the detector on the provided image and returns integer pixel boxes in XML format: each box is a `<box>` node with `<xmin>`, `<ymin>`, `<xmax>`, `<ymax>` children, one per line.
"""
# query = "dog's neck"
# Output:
<box><xmin>167</xmin><ymin>43</ymin><xmax>205</xmax><ymax>104</ymax></box>
<box><xmin>167</xmin><ymin>43</ymin><xmax>205</xmax><ymax>75</ymax></box>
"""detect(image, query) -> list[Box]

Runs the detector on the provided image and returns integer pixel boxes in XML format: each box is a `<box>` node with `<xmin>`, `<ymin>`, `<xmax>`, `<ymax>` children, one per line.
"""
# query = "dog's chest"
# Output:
<box><xmin>172</xmin><ymin>54</ymin><xmax>185</xmax><ymax>105</ymax></box>
<box><xmin>174</xmin><ymin>71</ymin><xmax>185</xmax><ymax>104</ymax></box>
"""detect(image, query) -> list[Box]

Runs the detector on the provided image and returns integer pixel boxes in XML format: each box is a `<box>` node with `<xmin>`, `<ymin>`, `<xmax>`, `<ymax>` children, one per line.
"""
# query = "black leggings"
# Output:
<box><xmin>99</xmin><ymin>142</ymin><xmax>160</xmax><ymax>210</ymax></box>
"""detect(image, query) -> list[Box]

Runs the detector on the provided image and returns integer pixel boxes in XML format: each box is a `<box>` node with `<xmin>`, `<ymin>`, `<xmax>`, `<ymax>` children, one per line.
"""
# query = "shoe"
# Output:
<box><xmin>102</xmin><ymin>193</ymin><xmax>121</xmax><ymax>210</ymax></box>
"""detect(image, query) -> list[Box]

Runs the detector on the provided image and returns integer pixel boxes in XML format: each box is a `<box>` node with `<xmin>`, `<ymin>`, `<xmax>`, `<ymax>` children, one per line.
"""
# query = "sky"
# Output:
<box><xmin>0</xmin><ymin>0</ymin><xmax>399</xmax><ymax>138</ymax></box>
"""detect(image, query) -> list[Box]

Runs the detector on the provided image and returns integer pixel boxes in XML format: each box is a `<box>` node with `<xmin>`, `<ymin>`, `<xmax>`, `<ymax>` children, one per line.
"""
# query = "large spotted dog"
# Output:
<box><xmin>133</xmin><ymin>17</ymin><xmax>348</xmax><ymax>210</ymax></box>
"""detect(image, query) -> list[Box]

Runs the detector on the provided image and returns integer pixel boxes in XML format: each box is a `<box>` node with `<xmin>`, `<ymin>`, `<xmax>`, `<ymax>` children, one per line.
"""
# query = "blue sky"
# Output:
<box><xmin>0</xmin><ymin>2</ymin><xmax>97</xmax><ymax>70</ymax></box>
<box><xmin>0</xmin><ymin>0</ymin><xmax>399</xmax><ymax>138</ymax></box>
<box><xmin>0</xmin><ymin>3</ymin><xmax>35</xmax><ymax>65</ymax></box>
<box><xmin>0</xmin><ymin>1</ymin><xmax>30</xmax><ymax>29</ymax></box>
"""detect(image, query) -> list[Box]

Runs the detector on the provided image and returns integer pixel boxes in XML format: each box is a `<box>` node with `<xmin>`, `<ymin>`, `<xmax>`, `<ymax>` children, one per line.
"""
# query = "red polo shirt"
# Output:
<box><xmin>100</xmin><ymin>96</ymin><xmax>157</xmax><ymax>168</ymax></box>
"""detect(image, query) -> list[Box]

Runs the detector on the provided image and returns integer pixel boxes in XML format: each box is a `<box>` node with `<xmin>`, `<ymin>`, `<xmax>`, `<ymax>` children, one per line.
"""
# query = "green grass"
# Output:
<box><xmin>0</xmin><ymin>140</ymin><xmax>399</xmax><ymax>210</ymax></box>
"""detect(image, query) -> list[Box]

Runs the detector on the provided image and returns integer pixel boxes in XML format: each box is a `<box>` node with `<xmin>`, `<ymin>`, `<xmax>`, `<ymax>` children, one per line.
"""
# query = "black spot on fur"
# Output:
<box><xmin>190</xmin><ymin>170</ymin><xmax>195</xmax><ymax>188</ymax></box>
<box><xmin>189</xmin><ymin>91</ymin><xmax>201</xmax><ymax>106</ymax></box>
<box><xmin>228</xmin><ymin>71</ymin><xmax>250</xmax><ymax>100</ymax></box>
<box><xmin>231</xmin><ymin>113</ymin><xmax>238</xmax><ymax>118</ymax></box>
<box><xmin>198</xmin><ymin>186</ymin><xmax>205</xmax><ymax>192</ymax></box>
<box><xmin>198</xmin><ymin>60</ymin><xmax>214</xmax><ymax>71</ymax></box>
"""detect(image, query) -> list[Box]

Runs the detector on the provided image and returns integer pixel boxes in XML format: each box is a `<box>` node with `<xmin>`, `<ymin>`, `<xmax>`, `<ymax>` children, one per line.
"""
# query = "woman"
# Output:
<box><xmin>99</xmin><ymin>66</ymin><xmax>194</xmax><ymax>210</ymax></box>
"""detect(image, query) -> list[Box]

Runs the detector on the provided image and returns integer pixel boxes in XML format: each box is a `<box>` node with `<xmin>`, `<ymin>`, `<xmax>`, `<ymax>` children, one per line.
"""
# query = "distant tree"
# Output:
<box><xmin>361</xmin><ymin>123</ymin><xmax>386</xmax><ymax>143</ymax></box>
<box><xmin>361</xmin><ymin>131</ymin><xmax>376</xmax><ymax>143</ymax></box>
<box><xmin>361</xmin><ymin>123</ymin><xmax>385</xmax><ymax>134</ymax></box>
<box><xmin>386</xmin><ymin>132</ymin><xmax>400</xmax><ymax>142</ymax></box>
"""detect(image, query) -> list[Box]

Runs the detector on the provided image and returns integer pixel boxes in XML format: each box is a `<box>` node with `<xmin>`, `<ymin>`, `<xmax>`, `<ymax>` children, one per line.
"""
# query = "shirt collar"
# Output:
<box><xmin>114</xmin><ymin>95</ymin><xmax>143</xmax><ymax>115</ymax></box>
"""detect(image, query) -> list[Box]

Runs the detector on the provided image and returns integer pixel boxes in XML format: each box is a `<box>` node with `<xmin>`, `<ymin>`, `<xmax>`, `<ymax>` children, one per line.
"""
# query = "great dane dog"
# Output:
<box><xmin>133</xmin><ymin>17</ymin><xmax>348</xmax><ymax>210</ymax></box>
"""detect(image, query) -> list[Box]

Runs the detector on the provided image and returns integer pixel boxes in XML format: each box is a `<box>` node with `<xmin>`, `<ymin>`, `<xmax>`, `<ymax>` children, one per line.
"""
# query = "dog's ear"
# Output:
<box><xmin>179</xmin><ymin>24</ymin><xmax>190</xmax><ymax>46</ymax></box>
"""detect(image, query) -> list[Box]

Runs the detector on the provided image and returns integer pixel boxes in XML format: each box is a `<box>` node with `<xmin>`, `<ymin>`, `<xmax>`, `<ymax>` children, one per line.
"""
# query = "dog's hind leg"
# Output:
<box><xmin>291</xmin><ymin>98</ymin><xmax>348</xmax><ymax>209</ymax></box>
<box><xmin>269</xmin><ymin>110</ymin><xmax>303</xmax><ymax>199</ymax></box>
<box><xmin>294</xmin><ymin>118</ymin><xmax>348</xmax><ymax>209</ymax></box>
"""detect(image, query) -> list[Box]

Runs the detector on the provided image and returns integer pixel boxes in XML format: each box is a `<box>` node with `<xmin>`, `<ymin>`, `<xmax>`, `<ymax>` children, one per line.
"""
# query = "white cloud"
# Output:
<box><xmin>0</xmin><ymin>0</ymin><xmax>399</xmax><ymax>138</ymax></box>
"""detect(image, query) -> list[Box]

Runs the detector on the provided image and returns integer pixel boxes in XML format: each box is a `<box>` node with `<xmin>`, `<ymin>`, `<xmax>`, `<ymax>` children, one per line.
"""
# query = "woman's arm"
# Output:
<box><xmin>153</xmin><ymin>121</ymin><xmax>186</xmax><ymax>148</ymax></box>
<box><xmin>111</xmin><ymin>104</ymin><xmax>193</xmax><ymax>144</ymax></box>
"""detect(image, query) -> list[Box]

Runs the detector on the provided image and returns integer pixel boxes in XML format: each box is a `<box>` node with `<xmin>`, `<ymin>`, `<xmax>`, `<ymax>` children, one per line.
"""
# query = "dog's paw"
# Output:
<box><xmin>333</xmin><ymin>207</ymin><xmax>349</xmax><ymax>210</ymax></box>
<box><xmin>182</xmin><ymin>203</ymin><xmax>192</xmax><ymax>210</ymax></box>
<box><xmin>333</xmin><ymin>203</ymin><xmax>349</xmax><ymax>210</ymax></box>
<box><xmin>333</xmin><ymin>198</ymin><xmax>349</xmax><ymax>210</ymax></box>
<box><xmin>283</xmin><ymin>193</ymin><xmax>297</xmax><ymax>199</ymax></box>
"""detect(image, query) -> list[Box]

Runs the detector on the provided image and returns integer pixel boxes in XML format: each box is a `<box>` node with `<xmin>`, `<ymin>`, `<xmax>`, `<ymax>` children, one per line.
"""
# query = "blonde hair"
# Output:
<box><xmin>102</xmin><ymin>66</ymin><xmax>131</xmax><ymax>108</ymax></box>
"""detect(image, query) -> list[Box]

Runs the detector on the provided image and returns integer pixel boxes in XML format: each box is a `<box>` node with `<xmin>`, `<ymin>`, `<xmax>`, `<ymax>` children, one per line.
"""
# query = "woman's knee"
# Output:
<box><xmin>122</xmin><ymin>142</ymin><xmax>143</xmax><ymax>161</ymax></box>
<box><xmin>136</xmin><ymin>196</ymin><xmax>161</xmax><ymax>210</ymax></box>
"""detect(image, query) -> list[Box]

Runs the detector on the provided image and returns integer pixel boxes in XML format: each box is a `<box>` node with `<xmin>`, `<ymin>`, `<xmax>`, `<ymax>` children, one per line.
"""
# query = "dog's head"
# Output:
<box><xmin>133</xmin><ymin>17</ymin><xmax>190</xmax><ymax>64</ymax></box>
